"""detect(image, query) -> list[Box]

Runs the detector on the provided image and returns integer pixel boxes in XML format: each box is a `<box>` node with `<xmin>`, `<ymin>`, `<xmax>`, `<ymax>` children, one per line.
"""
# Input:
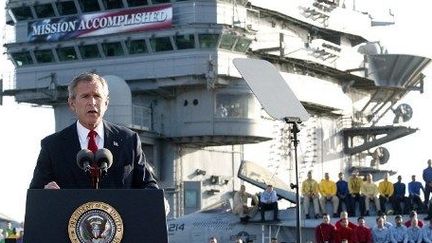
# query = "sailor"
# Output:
<box><xmin>335</xmin><ymin>217</ymin><xmax>357</xmax><ymax>242</ymax></box>
<box><xmin>389</xmin><ymin>215</ymin><xmax>408</xmax><ymax>243</ymax></box>
<box><xmin>407</xmin><ymin>218</ymin><xmax>423</xmax><ymax>242</ymax></box>
<box><xmin>371</xmin><ymin>216</ymin><xmax>391</xmax><ymax>243</ymax></box>
<box><xmin>378</xmin><ymin>173</ymin><xmax>394</xmax><ymax>214</ymax></box>
<box><xmin>314</xmin><ymin>213</ymin><xmax>336</xmax><ymax>243</ymax></box>
<box><xmin>318</xmin><ymin>172</ymin><xmax>339</xmax><ymax>218</ymax></box>
<box><xmin>423</xmin><ymin>159</ymin><xmax>432</xmax><ymax>206</ymax></box>
<box><xmin>354</xmin><ymin>216</ymin><xmax>372</xmax><ymax>243</ymax></box>
<box><xmin>408</xmin><ymin>175</ymin><xmax>425</xmax><ymax>213</ymax></box>
<box><xmin>302</xmin><ymin>170</ymin><xmax>320</xmax><ymax>219</ymax></box>
<box><xmin>392</xmin><ymin>175</ymin><xmax>409</xmax><ymax>215</ymax></box>
<box><xmin>336</xmin><ymin>172</ymin><xmax>349</xmax><ymax>215</ymax></box>
<box><xmin>348</xmin><ymin>169</ymin><xmax>364</xmax><ymax>216</ymax></box>
<box><xmin>361</xmin><ymin>173</ymin><xmax>381</xmax><ymax>216</ymax></box>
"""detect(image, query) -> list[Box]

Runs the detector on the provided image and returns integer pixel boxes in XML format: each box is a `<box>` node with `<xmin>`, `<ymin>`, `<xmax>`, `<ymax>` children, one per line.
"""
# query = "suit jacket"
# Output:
<box><xmin>29</xmin><ymin>120</ymin><xmax>158</xmax><ymax>189</ymax></box>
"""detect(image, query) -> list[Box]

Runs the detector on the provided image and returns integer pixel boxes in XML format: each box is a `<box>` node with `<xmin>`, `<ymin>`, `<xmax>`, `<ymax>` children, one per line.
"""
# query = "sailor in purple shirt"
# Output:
<box><xmin>336</xmin><ymin>172</ymin><xmax>349</xmax><ymax>214</ymax></box>
<box><xmin>409</xmin><ymin>175</ymin><xmax>425</xmax><ymax>213</ymax></box>
<box><xmin>392</xmin><ymin>175</ymin><xmax>409</xmax><ymax>215</ymax></box>
<box><xmin>423</xmin><ymin>159</ymin><xmax>432</xmax><ymax>205</ymax></box>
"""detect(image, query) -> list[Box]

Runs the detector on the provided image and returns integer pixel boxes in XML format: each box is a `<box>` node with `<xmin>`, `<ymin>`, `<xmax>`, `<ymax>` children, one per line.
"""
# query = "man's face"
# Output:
<box><xmin>358</xmin><ymin>218</ymin><xmax>365</xmax><ymax>226</ymax></box>
<box><xmin>398</xmin><ymin>175</ymin><xmax>402</xmax><ymax>182</ymax></box>
<box><xmin>267</xmin><ymin>186</ymin><xmax>273</xmax><ymax>192</ymax></box>
<box><xmin>412</xmin><ymin>175</ymin><xmax>416</xmax><ymax>181</ymax></box>
<box><xmin>325</xmin><ymin>173</ymin><xmax>329</xmax><ymax>180</ymax></box>
<box><xmin>323</xmin><ymin>215</ymin><xmax>330</xmax><ymax>224</ymax></box>
<box><xmin>377</xmin><ymin>218</ymin><xmax>384</xmax><ymax>227</ymax></box>
<box><xmin>395</xmin><ymin>217</ymin><xmax>402</xmax><ymax>226</ymax></box>
<box><xmin>68</xmin><ymin>80</ymin><xmax>108</xmax><ymax>130</ymax></box>
<box><xmin>240</xmin><ymin>185</ymin><xmax>245</xmax><ymax>193</ymax></box>
<box><xmin>341</xmin><ymin>218</ymin><xmax>348</xmax><ymax>227</ymax></box>
<box><xmin>338</xmin><ymin>173</ymin><xmax>343</xmax><ymax>180</ymax></box>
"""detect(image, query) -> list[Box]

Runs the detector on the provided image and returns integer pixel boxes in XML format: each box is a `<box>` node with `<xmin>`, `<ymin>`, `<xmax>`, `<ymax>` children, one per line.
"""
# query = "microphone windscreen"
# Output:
<box><xmin>76</xmin><ymin>149</ymin><xmax>94</xmax><ymax>170</ymax></box>
<box><xmin>95</xmin><ymin>148</ymin><xmax>113</xmax><ymax>168</ymax></box>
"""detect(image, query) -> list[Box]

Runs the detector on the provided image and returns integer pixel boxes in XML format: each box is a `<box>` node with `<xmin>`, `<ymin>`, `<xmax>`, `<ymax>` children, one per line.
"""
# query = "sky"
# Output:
<box><xmin>1</xmin><ymin>1</ymin><xmax>432</xmax><ymax>222</ymax></box>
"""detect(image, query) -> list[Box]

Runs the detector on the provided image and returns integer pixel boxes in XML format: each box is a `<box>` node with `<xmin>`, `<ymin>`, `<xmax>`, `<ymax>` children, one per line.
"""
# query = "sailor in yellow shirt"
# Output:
<box><xmin>319</xmin><ymin>172</ymin><xmax>339</xmax><ymax>217</ymax></box>
<box><xmin>302</xmin><ymin>170</ymin><xmax>320</xmax><ymax>219</ymax></box>
<box><xmin>360</xmin><ymin>173</ymin><xmax>381</xmax><ymax>216</ymax></box>
<box><xmin>378</xmin><ymin>172</ymin><xmax>394</xmax><ymax>214</ymax></box>
<box><xmin>348</xmin><ymin>169</ymin><xmax>364</xmax><ymax>216</ymax></box>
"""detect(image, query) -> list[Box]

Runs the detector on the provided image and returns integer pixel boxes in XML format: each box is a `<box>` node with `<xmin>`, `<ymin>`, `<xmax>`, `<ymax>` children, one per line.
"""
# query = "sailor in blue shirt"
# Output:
<box><xmin>390</xmin><ymin>215</ymin><xmax>408</xmax><ymax>243</ymax></box>
<box><xmin>408</xmin><ymin>175</ymin><xmax>425</xmax><ymax>213</ymax></box>
<box><xmin>407</xmin><ymin>219</ymin><xmax>423</xmax><ymax>242</ymax></box>
<box><xmin>336</xmin><ymin>172</ymin><xmax>349</xmax><ymax>215</ymax></box>
<box><xmin>372</xmin><ymin>216</ymin><xmax>391</xmax><ymax>243</ymax></box>
<box><xmin>423</xmin><ymin>159</ymin><xmax>432</xmax><ymax>205</ymax></box>
<box><xmin>392</xmin><ymin>175</ymin><xmax>410</xmax><ymax>215</ymax></box>
<box><xmin>423</xmin><ymin>218</ymin><xmax>432</xmax><ymax>243</ymax></box>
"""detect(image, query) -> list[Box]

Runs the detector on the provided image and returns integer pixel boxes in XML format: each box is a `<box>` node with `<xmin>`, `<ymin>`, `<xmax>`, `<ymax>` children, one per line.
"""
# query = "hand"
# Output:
<box><xmin>44</xmin><ymin>181</ymin><xmax>60</xmax><ymax>189</ymax></box>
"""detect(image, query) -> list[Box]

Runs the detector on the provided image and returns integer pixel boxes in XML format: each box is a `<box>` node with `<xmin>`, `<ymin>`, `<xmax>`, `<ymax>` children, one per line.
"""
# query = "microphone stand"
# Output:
<box><xmin>89</xmin><ymin>165</ymin><xmax>101</xmax><ymax>189</ymax></box>
<box><xmin>284</xmin><ymin>118</ymin><xmax>302</xmax><ymax>243</ymax></box>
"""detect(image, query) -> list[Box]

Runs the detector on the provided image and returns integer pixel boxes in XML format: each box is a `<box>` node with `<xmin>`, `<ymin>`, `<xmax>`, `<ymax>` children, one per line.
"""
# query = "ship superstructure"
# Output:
<box><xmin>2</xmin><ymin>0</ymin><xmax>430</xmax><ymax>227</ymax></box>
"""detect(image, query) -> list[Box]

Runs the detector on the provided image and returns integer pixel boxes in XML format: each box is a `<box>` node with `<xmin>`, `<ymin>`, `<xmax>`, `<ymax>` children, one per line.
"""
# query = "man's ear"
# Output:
<box><xmin>105</xmin><ymin>96</ymin><xmax>109</xmax><ymax>107</ymax></box>
<box><xmin>68</xmin><ymin>97</ymin><xmax>75</xmax><ymax>112</ymax></box>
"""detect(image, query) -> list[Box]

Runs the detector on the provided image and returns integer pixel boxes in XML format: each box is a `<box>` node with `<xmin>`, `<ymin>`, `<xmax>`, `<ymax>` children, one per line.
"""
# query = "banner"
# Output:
<box><xmin>28</xmin><ymin>4</ymin><xmax>172</xmax><ymax>42</ymax></box>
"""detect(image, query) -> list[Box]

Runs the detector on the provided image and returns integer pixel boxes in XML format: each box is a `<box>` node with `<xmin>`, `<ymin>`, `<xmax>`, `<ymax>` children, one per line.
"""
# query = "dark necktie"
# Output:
<box><xmin>87</xmin><ymin>130</ymin><xmax>98</xmax><ymax>154</ymax></box>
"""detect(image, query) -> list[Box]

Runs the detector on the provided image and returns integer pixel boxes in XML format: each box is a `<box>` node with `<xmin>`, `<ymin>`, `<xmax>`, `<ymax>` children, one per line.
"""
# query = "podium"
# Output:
<box><xmin>24</xmin><ymin>189</ymin><xmax>168</xmax><ymax>243</ymax></box>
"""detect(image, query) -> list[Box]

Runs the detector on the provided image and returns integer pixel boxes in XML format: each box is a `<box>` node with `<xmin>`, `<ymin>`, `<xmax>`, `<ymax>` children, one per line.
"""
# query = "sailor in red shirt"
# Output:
<box><xmin>335</xmin><ymin>211</ymin><xmax>357</xmax><ymax>230</ymax></box>
<box><xmin>335</xmin><ymin>218</ymin><xmax>357</xmax><ymax>242</ymax></box>
<box><xmin>353</xmin><ymin>216</ymin><xmax>372</xmax><ymax>243</ymax></box>
<box><xmin>404</xmin><ymin>210</ymin><xmax>424</xmax><ymax>228</ymax></box>
<box><xmin>315</xmin><ymin>213</ymin><xmax>336</xmax><ymax>243</ymax></box>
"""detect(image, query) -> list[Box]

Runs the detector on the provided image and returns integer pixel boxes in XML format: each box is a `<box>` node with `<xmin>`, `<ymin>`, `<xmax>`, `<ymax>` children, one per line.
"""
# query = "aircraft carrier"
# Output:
<box><xmin>2</xmin><ymin>0</ymin><xmax>431</xmax><ymax>242</ymax></box>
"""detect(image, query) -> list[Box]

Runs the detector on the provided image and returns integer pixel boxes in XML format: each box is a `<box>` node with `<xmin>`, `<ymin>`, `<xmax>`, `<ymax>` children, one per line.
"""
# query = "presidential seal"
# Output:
<box><xmin>68</xmin><ymin>202</ymin><xmax>123</xmax><ymax>243</ymax></box>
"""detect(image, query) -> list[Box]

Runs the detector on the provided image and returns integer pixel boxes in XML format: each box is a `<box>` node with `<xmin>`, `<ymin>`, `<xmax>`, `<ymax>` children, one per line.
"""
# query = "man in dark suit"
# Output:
<box><xmin>29</xmin><ymin>72</ymin><xmax>158</xmax><ymax>189</ymax></box>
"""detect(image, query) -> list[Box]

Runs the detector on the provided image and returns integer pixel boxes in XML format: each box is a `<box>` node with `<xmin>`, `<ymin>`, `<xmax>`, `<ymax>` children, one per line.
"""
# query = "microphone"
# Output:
<box><xmin>76</xmin><ymin>149</ymin><xmax>94</xmax><ymax>172</ymax></box>
<box><xmin>95</xmin><ymin>148</ymin><xmax>113</xmax><ymax>174</ymax></box>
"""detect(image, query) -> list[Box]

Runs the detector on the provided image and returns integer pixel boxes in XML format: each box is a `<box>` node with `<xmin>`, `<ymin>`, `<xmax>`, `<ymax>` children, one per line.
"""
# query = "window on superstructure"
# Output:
<box><xmin>102</xmin><ymin>0</ymin><xmax>124</xmax><ymax>10</ymax></box>
<box><xmin>11</xmin><ymin>6</ymin><xmax>33</xmax><ymax>21</ymax></box>
<box><xmin>152</xmin><ymin>0</ymin><xmax>170</xmax><ymax>4</ymax></box>
<box><xmin>78</xmin><ymin>0</ymin><xmax>101</xmax><ymax>13</ymax></box>
<box><xmin>233</xmin><ymin>37</ymin><xmax>251</xmax><ymax>52</ymax></box>
<box><xmin>102</xmin><ymin>42</ymin><xmax>125</xmax><ymax>57</ymax></box>
<box><xmin>175</xmin><ymin>34</ymin><xmax>195</xmax><ymax>50</ymax></box>
<box><xmin>79</xmin><ymin>44</ymin><xmax>101</xmax><ymax>59</ymax></box>
<box><xmin>150</xmin><ymin>37</ymin><xmax>173</xmax><ymax>52</ymax></box>
<box><xmin>11</xmin><ymin>52</ymin><xmax>33</xmax><ymax>66</ymax></box>
<box><xmin>34</xmin><ymin>49</ymin><xmax>55</xmax><ymax>63</ymax></box>
<box><xmin>215</xmin><ymin>93</ymin><xmax>256</xmax><ymax>119</ymax></box>
<box><xmin>127</xmin><ymin>40</ymin><xmax>148</xmax><ymax>54</ymax></box>
<box><xmin>127</xmin><ymin>0</ymin><xmax>149</xmax><ymax>7</ymax></box>
<box><xmin>219</xmin><ymin>34</ymin><xmax>236</xmax><ymax>51</ymax></box>
<box><xmin>34</xmin><ymin>4</ymin><xmax>56</xmax><ymax>18</ymax></box>
<box><xmin>198</xmin><ymin>34</ymin><xmax>219</xmax><ymax>49</ymax></box>
<box><xmin>56</xmin><ymin>1</ymin><xmax>78</xmax><ymax>15</ymax></box>
<box><xmin>57</xmin><ymin>46</ymin><xmax>78</xmax><ymax>61</ymax></box>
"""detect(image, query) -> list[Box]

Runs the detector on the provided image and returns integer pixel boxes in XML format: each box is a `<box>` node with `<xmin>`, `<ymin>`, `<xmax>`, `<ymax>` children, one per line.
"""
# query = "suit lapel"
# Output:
<box><xmin>60</xmin><ymin>123</ymin><xmax>89</xmax><ymax>187</ymax></box>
